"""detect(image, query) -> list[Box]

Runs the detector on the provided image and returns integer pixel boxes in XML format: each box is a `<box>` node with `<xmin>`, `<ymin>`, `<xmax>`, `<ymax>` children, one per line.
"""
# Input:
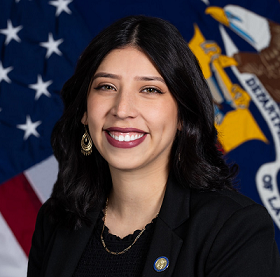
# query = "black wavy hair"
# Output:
<box><xmin>50</xmin><ymin>15</ymin><xmax>238</xmax><ymax>228</ymax></box>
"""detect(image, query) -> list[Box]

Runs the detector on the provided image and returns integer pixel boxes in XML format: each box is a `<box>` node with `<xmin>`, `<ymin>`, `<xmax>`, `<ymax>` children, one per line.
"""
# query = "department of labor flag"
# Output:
<box><xmin>0</xmin><ymin>0</ymin><xmax>91</xmax><ymax>276</ymax></box>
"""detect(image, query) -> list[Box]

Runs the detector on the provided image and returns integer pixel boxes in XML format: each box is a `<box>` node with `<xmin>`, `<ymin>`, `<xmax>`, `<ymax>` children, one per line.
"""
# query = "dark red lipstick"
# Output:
<box><xmin>104</xmin><ymin>127</ymin><xmax>147</xmax><ymax>149</ymax></box>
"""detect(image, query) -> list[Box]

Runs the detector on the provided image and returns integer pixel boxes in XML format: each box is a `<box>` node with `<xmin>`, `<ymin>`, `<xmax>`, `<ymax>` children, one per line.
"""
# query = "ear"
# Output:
<box><xmin>81</xmin><ymin>112</ymin><xmax>88</xmax><ymax>125</ymax></box>
<box><xmin>177</xmin><ymin>120</ymin><xmax>182</xmax><ymax>131</ymax></box>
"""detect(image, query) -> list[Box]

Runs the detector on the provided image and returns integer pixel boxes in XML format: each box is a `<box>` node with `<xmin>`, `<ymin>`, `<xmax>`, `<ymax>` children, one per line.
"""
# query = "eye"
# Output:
<box><xmin>94</xmin><ymin>84</ymin><xmax>117</xmax><ymax>91</ymax></box>
<box><xmin>142</xmin><ymin>87</ymin><xmax>163</xmax><ymax>94</ymax></box>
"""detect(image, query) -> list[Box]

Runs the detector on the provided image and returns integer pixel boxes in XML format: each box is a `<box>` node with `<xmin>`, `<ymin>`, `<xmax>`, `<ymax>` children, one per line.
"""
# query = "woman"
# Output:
<box><xmin>27</xmin><ymin>16</ymin><xmax>280</xmax><ymax>276</ymax></box>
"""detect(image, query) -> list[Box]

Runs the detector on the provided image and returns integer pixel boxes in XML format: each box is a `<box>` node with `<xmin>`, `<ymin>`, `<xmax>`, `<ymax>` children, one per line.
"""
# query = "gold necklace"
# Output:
<box><xmin>100</xmin><ymin>199</ymin><xmax>146</xmax><ymax>255</ymax></box>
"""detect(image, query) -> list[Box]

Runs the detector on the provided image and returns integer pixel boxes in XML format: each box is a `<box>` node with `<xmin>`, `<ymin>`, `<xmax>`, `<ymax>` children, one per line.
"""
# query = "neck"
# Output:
<box><xmin>105</xmin><ymin>164</ymin><xmax>168</xmax><ymax>238</ymax></box>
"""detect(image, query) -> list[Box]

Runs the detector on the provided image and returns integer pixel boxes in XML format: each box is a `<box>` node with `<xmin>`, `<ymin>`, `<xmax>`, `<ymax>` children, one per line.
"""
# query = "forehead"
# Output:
<box><xmin>95</xmin><ymin>47</ymin><xmax>162</xmax><ymax>77</ymax></box>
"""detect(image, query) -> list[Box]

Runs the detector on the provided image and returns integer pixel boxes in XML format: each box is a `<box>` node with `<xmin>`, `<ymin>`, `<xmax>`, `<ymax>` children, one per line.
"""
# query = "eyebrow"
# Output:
<box><xmin>92</xmin><ymin>72</ymin><xmax>120</xmax><ymax>80</ymax></box>
<box><xmin>134</xmin><ymin>76</ymin><xmax>166</xmax><ymax>84</ymax></box>
<box><xmin>93</xmin><ymin>72</ymin><xmax>166</xmax><ymax>84</ymax></box>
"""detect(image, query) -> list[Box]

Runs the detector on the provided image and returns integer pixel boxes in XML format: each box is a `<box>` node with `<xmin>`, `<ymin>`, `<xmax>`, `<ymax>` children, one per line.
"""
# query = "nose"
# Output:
<box><xmin>111</xmin><ymin>88</ymin><xmax>138</xmax><ymax>119</ymax></box>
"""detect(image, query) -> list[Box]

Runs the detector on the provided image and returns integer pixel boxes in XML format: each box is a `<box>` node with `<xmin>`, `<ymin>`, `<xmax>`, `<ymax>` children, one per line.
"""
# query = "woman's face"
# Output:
<box><xmin>82</xmin><ymin>47</ymin><xmax>179</xmax><ymax>173</ymax></box>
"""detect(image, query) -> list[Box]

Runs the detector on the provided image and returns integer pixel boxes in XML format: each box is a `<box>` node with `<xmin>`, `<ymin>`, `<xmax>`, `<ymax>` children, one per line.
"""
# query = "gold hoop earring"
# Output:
<box><xmin>81</xmin><ymin>125</ymin><xmax>93</xmax><ymax>156</ymax></box>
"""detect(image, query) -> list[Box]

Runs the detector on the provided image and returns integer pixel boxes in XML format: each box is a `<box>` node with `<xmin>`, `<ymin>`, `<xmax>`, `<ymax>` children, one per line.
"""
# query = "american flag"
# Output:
<box><xmin>0</xmin><ymin>1</ymin><xmax>91</xmax><ymax>275</ymax></box>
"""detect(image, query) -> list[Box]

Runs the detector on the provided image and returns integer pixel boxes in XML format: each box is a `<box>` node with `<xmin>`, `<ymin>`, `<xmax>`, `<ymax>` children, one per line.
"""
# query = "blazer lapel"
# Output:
<box><xmin>141</xmin><ymin>217</ymin><xmax>183</xmax><ymax>276</ymax></box>
<box><xmin>44</xmin><ymin>210</ymin><xmax>100</xmax><ymax>277</ymax></box>
<box><xmin>142</xmin><ymin>175</ymin><xmax>190</xmax><ymax>276</ymax></box>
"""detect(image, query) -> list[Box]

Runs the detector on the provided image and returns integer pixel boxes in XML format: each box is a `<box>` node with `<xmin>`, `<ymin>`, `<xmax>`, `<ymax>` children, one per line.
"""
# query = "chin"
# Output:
<box><xmin>109</xmin><ymin>162</ymin><xmax>143</xmax><ymax>172</ymax></box>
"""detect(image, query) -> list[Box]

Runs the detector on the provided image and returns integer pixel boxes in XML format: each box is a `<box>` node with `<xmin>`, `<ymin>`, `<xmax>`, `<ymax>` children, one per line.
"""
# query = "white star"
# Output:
<box><xmin>17</xmin><ymin>115</ymin><xmax>42</xmax><ymax>140</ymax></box>
<box><xmin>0</xmin><ymin>61</ymin><xmax>13</xmax><ymax>83</ymax></box>
<box><xmin>40</xmin><ymin>33</ymin><xmax>63</xmax><ymax>59</ymax></box>
<box><xmin>0</xmin><ymin>19</ymin><xmax>23</xmax><ymax>45</ymax></box>
<box><xmin>29</xmin><ymin>75</ymin><xmax>53</xmax><ymax>100</ymax></box>
<box><xmin>49</xmin><ymin>0</ymin><xmax>72</xmax><ymax>16</ymax></box>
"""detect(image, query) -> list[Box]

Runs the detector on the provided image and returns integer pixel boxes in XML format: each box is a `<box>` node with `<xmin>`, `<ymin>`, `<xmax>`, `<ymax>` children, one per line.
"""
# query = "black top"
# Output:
<box><xmin>27</xmin><ymin>175</ymin><xmax>280</xmax><ymax>276</ymax></box>
<box><xmin>73</xmin><ymin>211</ymin><xmax>157</xmax><ymax>277</ymax></box>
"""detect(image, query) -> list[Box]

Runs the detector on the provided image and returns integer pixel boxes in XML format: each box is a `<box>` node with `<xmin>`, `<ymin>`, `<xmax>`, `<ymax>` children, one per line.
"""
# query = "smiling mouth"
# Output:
<box><xmin>108</xmin><ymin>131</ymin><xmax>145</xmax><ymax>142</ymax></box>
<box><xmin>104</xmin><ymin>128</ymin><xmax>147</xmax><ymax>148</ymax></box>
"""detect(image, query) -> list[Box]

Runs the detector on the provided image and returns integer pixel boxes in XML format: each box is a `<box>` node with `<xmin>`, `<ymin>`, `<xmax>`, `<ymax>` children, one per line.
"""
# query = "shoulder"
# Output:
<box><xmin>189</xmin><ymin>188</ymin><xmax>269</xmax><ymax>220</ymax></box>
<box><xmin>27</xmin><ymin>199</ymin><xmax>58</xmax><ymax>276</ymax></box>
<box><xmin>181</xmin><ymin>189</ymin><xmax>280</xmax><ymax>275</ymax></box>
<box><xmin>191</xmin><ymin>188</ymin><xmax>256</xmax><ymax>207</ymax></box>
<box><xmin>31</xmin><ymin>199</ymin><xmax>59</xmax><ymax>250</ymax></box>
<box><xmin>185</xmin><ymin>188</ymin><xmax>276</xmax><ymax>242</ymax></box>
<box><xmin>164</xmin><ymin>176</ymin><xmax>272</xmax><ymax>231</ymax></box>
<box><xmin>36</xmin><ymin>199</ymin><xmax>55</xmax><ymax>228</ymax></box>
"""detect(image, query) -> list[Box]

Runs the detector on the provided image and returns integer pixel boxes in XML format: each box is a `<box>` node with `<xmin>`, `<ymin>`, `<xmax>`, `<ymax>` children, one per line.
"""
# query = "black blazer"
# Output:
<box><xmin>28</xmin><ymin>176</ymin><xmax>280</xmax><ymax>276</ymax></box>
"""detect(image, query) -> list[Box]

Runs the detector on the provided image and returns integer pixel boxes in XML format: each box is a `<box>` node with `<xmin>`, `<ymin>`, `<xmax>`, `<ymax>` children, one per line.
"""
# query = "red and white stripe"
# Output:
<box><xmin>0</xmin><ymin>156</ymin><xmax>58</xmax><ymax>276</ymax></box>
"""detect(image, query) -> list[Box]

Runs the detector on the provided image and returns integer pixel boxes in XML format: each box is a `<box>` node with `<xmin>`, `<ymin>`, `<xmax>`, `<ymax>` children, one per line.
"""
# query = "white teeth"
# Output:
<box><xmin>109</xmin><ymin>132</ymin><xmax>144</xmax><ymax>142</ymax></box>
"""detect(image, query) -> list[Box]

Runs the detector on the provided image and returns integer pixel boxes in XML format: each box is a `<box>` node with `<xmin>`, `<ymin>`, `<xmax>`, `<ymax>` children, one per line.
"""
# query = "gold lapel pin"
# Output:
<box><xmin>154</xmin><ymin>256</ymin><xmax>169</xmax><ymax>272</ymax></box>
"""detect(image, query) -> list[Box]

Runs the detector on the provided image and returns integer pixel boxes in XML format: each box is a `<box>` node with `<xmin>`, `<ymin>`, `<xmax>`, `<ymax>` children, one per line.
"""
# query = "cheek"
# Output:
<box><xmin>86</xmin><ymin>99</ymin><xmax>107</xmax><ymax>138</ymax></box>
<box><xmin>87</xmin><ymin>95</ymin><xmax>108</xmax><ymax>123</ymax></box>
<box><xmin>150</xmin><ymin>102</ymin><xmax>178</xmax><ymax>132</ymax></box>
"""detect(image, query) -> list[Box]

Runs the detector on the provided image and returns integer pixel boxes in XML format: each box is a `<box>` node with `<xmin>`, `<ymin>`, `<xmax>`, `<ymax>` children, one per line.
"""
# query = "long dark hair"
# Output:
<box><xmin>50</xmin><ymin>15</ymin><xmax>237</xmax><ymax>228</ymax></box>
